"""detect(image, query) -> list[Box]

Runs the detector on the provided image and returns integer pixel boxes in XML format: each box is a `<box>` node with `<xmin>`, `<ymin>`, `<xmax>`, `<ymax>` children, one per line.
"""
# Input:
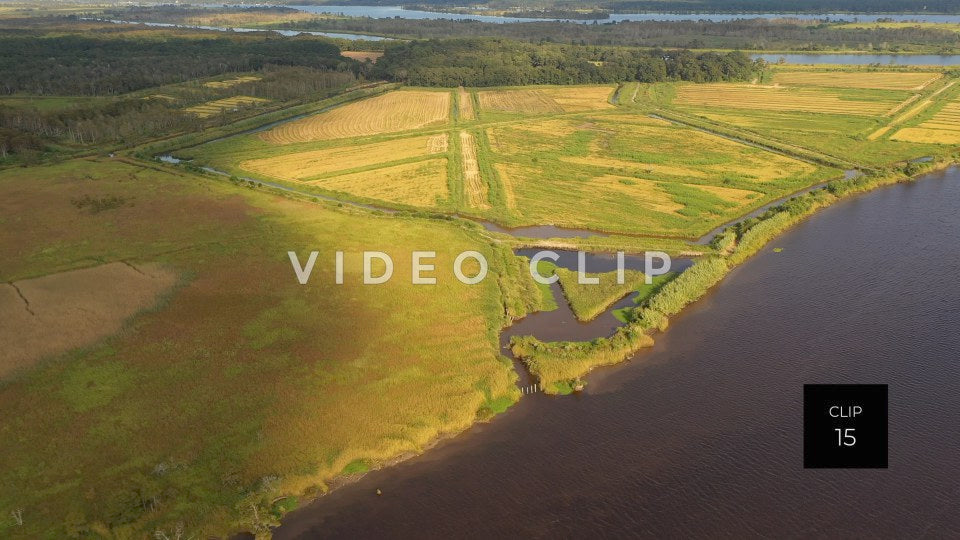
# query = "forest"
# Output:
<box><xmin>270</xmin><ymin>16</ymin><xmax>960</xmax><ymax>52</ymax></box>
<box><xmin>0</xmin><ymin>25</ymin><xmax>357</xmax><ymax>96</ymax></box>
<box><xmin>373</xmin><ymin>39</ymin><xmax>758</xmax><ymax>86</ymax></box>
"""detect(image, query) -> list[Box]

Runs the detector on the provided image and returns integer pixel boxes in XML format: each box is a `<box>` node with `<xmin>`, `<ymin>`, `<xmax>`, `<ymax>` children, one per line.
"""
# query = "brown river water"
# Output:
<box><xmin>270</xmin><ymin>166</ymin><xmax>960</xmax><ymax>538</ymax></box>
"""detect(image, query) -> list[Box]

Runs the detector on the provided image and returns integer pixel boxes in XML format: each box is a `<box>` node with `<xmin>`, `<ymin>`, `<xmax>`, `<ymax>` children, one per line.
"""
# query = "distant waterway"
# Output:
<box><xmin>290</xmin><ymin>5</ymin><xmax>960</xmax><ymax>24</ymax></box>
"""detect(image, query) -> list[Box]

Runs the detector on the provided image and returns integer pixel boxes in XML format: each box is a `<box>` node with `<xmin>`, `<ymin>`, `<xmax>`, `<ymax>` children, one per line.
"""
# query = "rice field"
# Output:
<box><xmin>240</xmin><ymin>134</ymin><xmax>448</xmax><ymax>182</ymax></box>
<box><xmin>202</xmin><ymin>75</ymin><xmax>261</xmax><ymax>89</ymax></box>
<box><xmin>890</xmin><ymin>85</ymin><xmax>960</xmax><ymax>144</ymax></box>
<box><xmin>891</xmin><ymin>100</ymin><xmax>960</xmax><ymax>144</ymax></box>
<box><xmin>674</xmin><ymin>84</ymin><xmax>902</xmax><ymax>116</ymax></box>
<box><xmin>261</xmin><ymin>90</ymin><xmax>451</xmax><ymax>143</ymax></box>
<box><xmin>477</xmin><ymin>85</ymin><xmax>614</xmax><ymax>115</ymax></box>
<box><xmin>459</xmin><ymin>131</ymin><xmax>489</xmax><ymax>208</ymax></box>
<box><xmin>308</xmin><ymin>158</ymin><xmax>450</xmax><ymax>207</ymax></box>
<box><xmin>771</xmin><ymin>71</ymin><xmax>941</xmax><ymax>91</ymax></box>
<box><xmin>184</xmin><ymin>95</ymin><xmax>270</xmax><ymax>117</ymax></box>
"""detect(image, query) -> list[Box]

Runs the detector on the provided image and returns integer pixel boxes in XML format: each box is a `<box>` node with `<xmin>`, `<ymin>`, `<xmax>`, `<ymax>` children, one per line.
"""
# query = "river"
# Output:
<box><xmin>291</xmin><ymin>5</ymin><xmax>960</xmax><ymax>24</ymax></box>
<box><xmin>271</xmin><ymin>167</ymin><xmax>960</xmax><ymax>537</ymax></box>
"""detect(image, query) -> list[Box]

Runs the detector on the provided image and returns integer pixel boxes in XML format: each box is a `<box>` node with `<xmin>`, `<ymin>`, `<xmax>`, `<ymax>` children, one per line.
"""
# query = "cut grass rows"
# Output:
<box><xmin>261</xmin><ymin>90</ymin><xmax>451</xmax><ymax>143</ymax></box>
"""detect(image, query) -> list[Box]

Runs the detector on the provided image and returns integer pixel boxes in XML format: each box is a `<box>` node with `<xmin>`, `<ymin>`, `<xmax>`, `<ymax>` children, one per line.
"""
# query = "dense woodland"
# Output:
<box><xmin>0</xmin><ymin>25</ymin><xmax>358</xmax><ymax>96</ymax></box>
<box><xmin>374</xmin><ymin>39</ymin><xmax>758</xmax><ymax>86</ymax></box>
<box><xmin>270</xmin><ymin>17</ymin><xmax>960</xmax><ymax>52</ymax></box>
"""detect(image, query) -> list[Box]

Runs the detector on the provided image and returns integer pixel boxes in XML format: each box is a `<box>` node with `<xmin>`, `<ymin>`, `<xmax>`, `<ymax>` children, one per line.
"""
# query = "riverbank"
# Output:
<box><xmin>511</xmin><ymin>157</ymin><xmax>959</xmax><ymax>393</ymax></box>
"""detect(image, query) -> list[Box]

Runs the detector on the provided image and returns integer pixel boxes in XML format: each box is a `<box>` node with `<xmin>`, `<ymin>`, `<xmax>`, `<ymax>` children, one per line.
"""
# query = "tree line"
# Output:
<box><xmin>373</xmin><ymin>39</ymin><xmax>759</xmax><ymax>86</ymax></box>
<box><xmin>0</xmin><ymin>23</ymin><xmax>358</xmax><ymax>96</ymax></box>
<box><xmin>269</xmin><ymin>17</ymin><xmax>959</xmax><ymax>53</ymax></box>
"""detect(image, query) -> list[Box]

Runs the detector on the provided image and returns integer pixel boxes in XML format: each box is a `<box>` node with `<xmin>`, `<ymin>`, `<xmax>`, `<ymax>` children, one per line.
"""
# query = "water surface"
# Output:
<box><xmin>275</xmin><ymin>167</ymin><xmax>960</xmax><ymax>537</ymax></box>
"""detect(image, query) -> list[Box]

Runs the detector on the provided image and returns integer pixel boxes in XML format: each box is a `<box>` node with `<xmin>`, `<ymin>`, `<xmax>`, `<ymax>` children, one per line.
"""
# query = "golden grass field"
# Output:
<box><xmin>459</xmin><ymin>131</ymin><xmax>489</xmax><ymax>208</ymax></box>
<box><xmin>241</xmin><ymin>134</ymin><xmax>448</xmax><ymax>181</ymax></box>
<box><xmin>340</xmin><ymin>51</ymin><xmax>384</xmax><ymax>62</ymax></box>
<box><xmin>308</xmin><ymin>158</ymin><xmax>450</xmax><ymax>206</ymax></box>
<box><xmin>261</xmin><ymin>90</ymin><xmax>451</xmax><ymax>143</ymax></box>
<box><xmin>203</xmin><ymin>75</ymin><xmax>261</xmax><ymax>89</ymax></box>
<box><xmin>184</xmin><ymin>95</ymin><xmax>270</xmax><ymax>117</ymax></box>
<box><xmin>772</xmin><ymin>71</ymin><xmax>941</xmax><ymax>90</ymax></box>
<box><xmin>674</xmin><ymin>84</ymin><xmax>900</xmax><ymax>116</ymax></box>
<box><xmin>892</xmin><ymin>100</ymin><xmax>960</xmax><ymax>144</ymax></box>
<box><xmin>0</xmin><ymin>158</ymin><xmax>531</xmax><ymax>537</ymax></box>
<box><xmin>458</xmin><ymin>87</ymin><xmax>475</xmax><ymax>120</ymax></box>
<box><xmin>477</xmin><ymin>85</ymin><xmax>614</xmax><ymax>115</ymax></box>
<box><xmin>0</xmin><ymin>262</ymin><xmax>177</xmax><ymax>379</ymax></box>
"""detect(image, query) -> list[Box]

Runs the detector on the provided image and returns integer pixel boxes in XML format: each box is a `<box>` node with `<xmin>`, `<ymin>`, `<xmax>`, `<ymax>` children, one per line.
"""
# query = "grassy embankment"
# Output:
<box><xmin>0</xmin><ymin>157</ymin><xmax>546</xmax><ymax>538</ymax></box>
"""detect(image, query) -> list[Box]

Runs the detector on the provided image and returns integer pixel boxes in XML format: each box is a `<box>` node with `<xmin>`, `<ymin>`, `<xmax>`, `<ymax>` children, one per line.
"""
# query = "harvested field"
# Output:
<box><xmin>772</xmin><ymin>71</ymin><xmax>940</xmax><ymax>90</ymax></box>
<box><xmin>341</xmin><ymin>51</ymin><xmax>383</xmax><ymax>62</ymax></box>
<box><xmin>674</xmin><ymin>84</ymin><xmax>899</xmax><ymax>116</ymax></box>
<box><xmin>891</xmin><ymin>127</ymin><xmax>960</xmax><ymax>144</ymax></box>
<box><xmin>240</xmin><ymin>134</ymin><xmax>448</xmax><ymax>182</ymax></box>
<box><xmin>309</xmin><ymin>158</ymin><xmax>449</xmax><ymax>206</ymax></box>
<box><xmin>0</xmin><ymin>262</ymin><xmax>177</xmax><ymax>379</ymax></box>
<box><xmin>459</xmin><ymin>131</ymin><xmax>488</xmax><ymax>209</ymax></box>
<box><xmin>184</xmin><ymin>95</ymin><xmax>270</xmax><ymax>117</ymax></box>
<box><xmin>202</xmin><ymin>75</ymin><xmax>261</xmax><ymax>89</ymax></box>
<box><xmin>477</xmin><ymin>86</ymin><xmax>613</xmax><ymax>115</ymax></box>
<box><xmin>458</xmin><ymin>87</ymin><xmax>475</xmax><ymax>120</ymax></box>
<box><xmin>891</xmin><ymin>99</ymin><xmax>960</xmax><ymax>144</ymax></box>
<box><xmin>478</xmin><ymin>89</ymin><xmax>563</xmax><ymax>115</ymax></box>
<box><xmin>261</xmin><ymin>90</ymin><xmax>451</xmax><ymax>143</ymax></box>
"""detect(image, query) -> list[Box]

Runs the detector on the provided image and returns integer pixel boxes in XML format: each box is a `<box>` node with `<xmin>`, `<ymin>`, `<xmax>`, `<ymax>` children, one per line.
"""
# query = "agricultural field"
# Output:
<box><xmin>477</xmin><ymin>85</ymin><xmax>614</xmax><ymax>115</ymax></box>
<box><xmin>184</xmin><ymin>95</ymin><xmax>271</xmax><ymax>118</ymax></box>
<box><xmin>261</xmin><ymin>89</ymin><xmax>451</xmax><ymax>143</ymax></box>
<box><xmin>341</xmin><ymin>51</ymin><xmax>384</xmax><ymax>62</ymax></box>
<box><xmin>185</xmin><ymin>71</ymin><xmax>955</xmax><ymax>240</ymax></box>
<box><xmin>891</xmin><ymin>90</ymin><xmax>960</xmax><ymax>145</ymax></box>
<box><xmin>457</xmin><ymin>87</ymin><xmax>476</xmax><ymax>120</ymax></box>
<box><xmin>674</xmin><ymin>84</ymin><xmax>904</xmax><ymax>116</ymax></box>
<box><xmin>240</xmin><ymin>134</ymin><xmax>448</xmax><ymax>182</ymax></box>
<box><xmin>203</xmin><ymin>75</ymin><xmax>262</xmax><ymax>89</ymax></box>
<box><xmin>669</xmin><ymin>72</ymin><xmax>956</xmax><ymax>166</ymax></box>
<box><xmin>0</xmin><ymin>157</ymin><xmax>535</xmax><ymax>537</ymax></box>
<box><xmin>770</xmin><ymin>71</ymin><xmax>941</xmax><ymax>91</ymax></box>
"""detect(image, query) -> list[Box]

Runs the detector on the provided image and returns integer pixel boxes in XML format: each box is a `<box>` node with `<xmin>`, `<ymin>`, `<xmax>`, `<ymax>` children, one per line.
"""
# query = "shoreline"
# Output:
<box><xmin>254</xmin><ymin>155</ymin><xmax>958</xmax><ymax>537</ymax></box>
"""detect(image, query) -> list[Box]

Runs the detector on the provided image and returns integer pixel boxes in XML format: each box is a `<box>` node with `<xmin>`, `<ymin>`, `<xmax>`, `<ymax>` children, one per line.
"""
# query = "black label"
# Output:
<box><xmin>803</xmin><ymin>384</ymin><xmax>888</xmax><ymax>469</ymax></box>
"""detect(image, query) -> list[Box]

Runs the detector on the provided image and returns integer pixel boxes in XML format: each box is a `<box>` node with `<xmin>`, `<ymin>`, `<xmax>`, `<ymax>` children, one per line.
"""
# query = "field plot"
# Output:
<box><xmin>477</xmin><ymin>85</ymin><xmax>614</xmax><ymax>115</ymax></box>
<box><xmin>308</xmin><ymin>158</ymin><xmax>450</xmax><ymax>206</ymax></box>
<box><xmin>261</xmin><ymin>90</ymin><xmax>451</xmax><ymax>143</ymax></box>
<box><xmin>771</xmin><ymin>71</ymin><xmax>940</xmax><ymax>91</ymax></box>
<box><xmin>240</xmin><ymin>134</ymin><xmax>447</xmax><ymax>182</ymax></box>
<box><xmin>460</xmin><ymin>131</ymin><xmax>488</xmax><ymax>208</ymax></box>
<box><xmin>203</xmin><ymin>75</ymin><xmax>261</xmax><ymax>89</ymax></box>
<box><xmin>485</xmin><ymin>115</ymin><xmax>824</xmax><ymax>236</ymax></box>
<box><xmin>458</xmin><ymin>87</ymin><xmax>475</xmax><ymax>120</ymax></box>
<box><xmin>891</xmin><ymin>91</ymin><xmax>960</xmax><ymax>144</ymax></box>
<box><xmin>674</xmin><ymin>84</ymin><xmax>902</xmax><ymax>116</ymax></box>
<box><xmin>184</xmin><ymin>95</ymin><xmax>270</xmax><ymax>117</ymax></box>
<box><xmin>341</xmin><ymin>51</ymin><xmax>384</xmax><ymax>62</ymax></box>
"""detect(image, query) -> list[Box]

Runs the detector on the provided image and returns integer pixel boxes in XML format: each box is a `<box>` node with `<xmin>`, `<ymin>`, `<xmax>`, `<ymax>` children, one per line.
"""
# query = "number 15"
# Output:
<box><xmin>835</xmin><ymin>428</ymin><xmax>856</xmax><ymax>447</ymax></box>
